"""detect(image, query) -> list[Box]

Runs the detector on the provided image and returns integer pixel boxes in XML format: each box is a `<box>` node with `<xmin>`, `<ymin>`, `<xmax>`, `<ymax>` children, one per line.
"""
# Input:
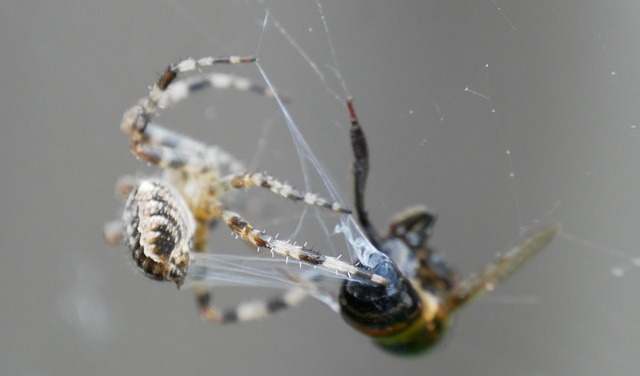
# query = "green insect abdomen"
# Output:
<box><xmin>339</xmin><ymin>260</ymin><xmax>448</xmax><ymax>355</ymax></box>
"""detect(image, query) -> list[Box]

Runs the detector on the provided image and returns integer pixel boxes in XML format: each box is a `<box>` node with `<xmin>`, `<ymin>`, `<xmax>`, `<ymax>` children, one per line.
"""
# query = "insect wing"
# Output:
<box><xmin>182</xmin><ymin>253</ymin><xmax>349</xmax><ymax>312</ymax></box>
<box><xmin>442</xmin><ymin>225</ymin><xmax>559</xmax><ymax>312</ymax></box>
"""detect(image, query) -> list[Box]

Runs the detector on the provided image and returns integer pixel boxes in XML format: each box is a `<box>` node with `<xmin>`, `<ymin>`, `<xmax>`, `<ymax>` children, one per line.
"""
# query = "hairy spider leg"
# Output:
<box><xmin>121</xmin><ymin>124</ymin><xmax>353</xmax><ymax>215</ymax></box>
<box><xmin>138</xmin><ymin>55</ymin><xmax>258</xmax><ymax>130</ymax></box>
<box><xmin>191</xmin><ymin>212</ymin><xmax>311</xmax><ymax>324</ymax></box>
<box><xmin>120</xmin><ymin>55</ymin><xmax>351</xmax><ymax>215</ymax></box>
<box><xmin>161</xmin><ymin>72</ymin><xmax>290</xmax><ymax>109</ymax></box>
<box><xmin>219</xmin><ymin>172</ymin><xmax>351</xmax><ymax>213</ymax></box>
<box><xmin>192</xmin><ymin>265</ymin><xmax>333</xmax><ymax>325</ymax></box>
<box><xmin>188</xmin><ymin>187</ymin><xmax>376</xmax><ymax>325</ymax></box>
<box><xmin>138</xmin><ymin>124</ymin><xmax>245</xmax><ymax>173</ymax></box>
<box><xmin>219</xmin><ymin>209</ymin><xmax>385</xmax><ymax>283</ymax></box>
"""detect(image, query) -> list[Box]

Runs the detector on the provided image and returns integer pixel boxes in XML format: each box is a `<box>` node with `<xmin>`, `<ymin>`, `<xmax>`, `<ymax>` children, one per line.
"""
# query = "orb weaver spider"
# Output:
<box><xmin>104</xmin><ymin>55</ymin><xmax>386</xmax><ymax>324</ymax></box>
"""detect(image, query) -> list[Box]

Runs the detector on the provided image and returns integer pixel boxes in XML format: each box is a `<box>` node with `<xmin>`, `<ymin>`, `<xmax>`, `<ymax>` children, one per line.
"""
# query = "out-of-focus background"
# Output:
<box><xmin>2</xmin><ymin>1</ymin><xmax>640</xmax><ymax>375</ymax></box>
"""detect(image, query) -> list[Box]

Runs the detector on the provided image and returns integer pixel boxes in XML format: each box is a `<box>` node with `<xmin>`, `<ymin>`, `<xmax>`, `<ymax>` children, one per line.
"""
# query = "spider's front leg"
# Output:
<box><xmin>218</xmin><ymin>209</ymin><xmax>387</xmax><ymax>284</ymax></box>
<box><xmin>121</xmin><ymin>55</ymin><xmax>257</xmax><ymax>168</ymax></box>
<box><xmin>216</xmin><ymin>172</ymin><xmax>352</xmax><ymax>213</ymax></box>
<box><xmin>131</xmin><ymin>56</ymin><xmax>257</xmax><ymax>130</ymax></box>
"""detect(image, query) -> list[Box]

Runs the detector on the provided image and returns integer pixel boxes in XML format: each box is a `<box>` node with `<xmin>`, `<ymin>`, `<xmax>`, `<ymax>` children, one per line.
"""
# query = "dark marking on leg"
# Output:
<box><xmin>157</xmin><ymin>68</ymin><xmax>177</xmax><ymax>91</ymax></box>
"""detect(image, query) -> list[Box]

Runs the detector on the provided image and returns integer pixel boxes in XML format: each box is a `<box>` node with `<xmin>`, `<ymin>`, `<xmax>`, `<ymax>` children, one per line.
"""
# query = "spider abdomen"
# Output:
<box><xmin>122</xmin><ymin>179</ymin><xmax>194</xmax><ymax>286</ymax></box>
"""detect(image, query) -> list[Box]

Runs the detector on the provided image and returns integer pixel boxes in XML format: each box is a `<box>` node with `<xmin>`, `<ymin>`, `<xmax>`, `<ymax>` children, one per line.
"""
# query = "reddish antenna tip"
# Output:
<box><xmin>346</xmin><ymin>97</ymin><xmax>357</xmax><ymax>119</ymax></box>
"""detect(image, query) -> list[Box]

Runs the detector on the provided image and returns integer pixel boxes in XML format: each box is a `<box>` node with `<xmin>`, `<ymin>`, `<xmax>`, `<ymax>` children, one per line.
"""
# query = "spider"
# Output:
<box><xmin>337</xmin><ymin>98</ymin><xmax>558</xmax><ymax>355</ymax></box>
<box><xmin>105</xmin><ymin>55</ymin><xmax>386</xmax><ymax>324</ymax></box>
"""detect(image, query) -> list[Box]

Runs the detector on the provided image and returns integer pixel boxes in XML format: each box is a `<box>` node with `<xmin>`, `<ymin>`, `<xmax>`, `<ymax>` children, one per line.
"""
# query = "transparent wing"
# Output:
<box><xmin>442</xmin><ymin>225</ymin><xmax>559</xmax><ymax>313</ymax></box>
<box><xmin>182</xmin><ymin>252</ymin><xmax>362</xmax><ymax>312</ymax></box>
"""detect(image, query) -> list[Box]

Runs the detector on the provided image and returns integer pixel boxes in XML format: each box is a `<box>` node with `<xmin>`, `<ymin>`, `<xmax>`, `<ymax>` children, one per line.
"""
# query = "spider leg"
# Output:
<box><xmin>121</xmin><ymin>125</ymin><xmax>351</xmax><ymax>230</ymax></box>
<box><xmin>189</xmin><ymin>216</ymin><xmax>308</xmax><ymax>324</ymax></box>
<box><xmin>127</xmin><ymin>131</ymin><xmax>351</xmax><ymax>216</ymax></box>
<box><xmin>129</xmin><ymin>142</ymin><xmax>208</xmax><ymax>172</ymax></box>
<box><xmin>121</xmin><ymin>55</ymin><xmax>257</xmax><ymax>146</ymax></box>
<box><xmin>216</xmin><ymin>172</ymin><xmax>351</xmax><ymax>214</ymax></box>
<box><xmin>144</xmin><ymin>56</ymin><xmax>258</xmax><ymax>121</ymax></box>
<box><xmin>103</xmin><ymin>219</ymin><xmax>124</xmax><ymax>245</ymax></box>
<box><xmin>140</xmin><ymin>123</ymin><xmax>208</xmax><ymax>151</ymax></box>
<box><xmin>126</xmin><ymin>121</ymin><xmax>248</xmax><ymax>178</ymax></box>
<box><xmin>113</xmin><ymin>175</ymin><xmax>137</xmax><ymax>200</ymax></box>
<box><xmin>103</xmin><ymin>176</ymin><xmax>140</xmax><ymax>244</ymax></box>
<box><xmin>193</xmin><ymin>284</ymin><xmax>308</xmax><ymax>324</ymax></box>
<box><xmin>142</xmin><ymin>124</ymin><xmax>246</xmax><ymax>173</ymax></box>
<box><xmin>132</xmin><ymin>125</ymin><xmax>353</xmax><ymax>213</ymax></box>
<box><xmin>121</xmin><ymin>123</ymin><xmax>236</xmax><ymax>175</ymax></box>
<box><xmin>346</xmin><ymin>98</ymin><xmax>383</xmax><ymax>248</ymax></box>
<box><xmin>121</xmin><ymin>56</ymin><xmax>284</xmax><ymax>173</ymax></box>
<box><xmin>120</xmin><ymin>57</ymin><xmax>286</xmax><ymax>175</ymax></box>
<box><xmin>161</xmin><ymin>72</ymin><xmax>289</xmax><ymax>111</ymax></box>
<box><xmin>220</xmin><ymin>209</ymin><xmax>387</xmax><ymax>284</ymax></box>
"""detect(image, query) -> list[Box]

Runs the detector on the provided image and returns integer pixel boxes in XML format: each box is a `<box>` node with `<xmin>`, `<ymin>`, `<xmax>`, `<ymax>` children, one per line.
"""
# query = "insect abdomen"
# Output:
<box><xmin>339</xmin><ymin>260</ymin><xmax>448</xmax><ymax>355</ymax></box>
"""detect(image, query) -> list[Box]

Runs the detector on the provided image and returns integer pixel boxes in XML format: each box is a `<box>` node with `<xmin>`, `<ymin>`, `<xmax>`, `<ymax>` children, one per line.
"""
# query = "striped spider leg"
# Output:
<box><xmin>337</xmin><ymin>98</ymin><xmax>559</xmax><ymax>355</ymax></box>
<box><xmin>106</xmin><ymin>56</ymin><xmax>386</xmax><ymax>325</ymax></box>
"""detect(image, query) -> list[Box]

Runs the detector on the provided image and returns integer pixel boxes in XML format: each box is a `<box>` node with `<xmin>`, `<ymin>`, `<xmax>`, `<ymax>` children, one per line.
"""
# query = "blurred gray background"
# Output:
<box><xmin>2</xmin><ymin>1</ymin><xmax>640</xmax><ymax>375</ymax></box>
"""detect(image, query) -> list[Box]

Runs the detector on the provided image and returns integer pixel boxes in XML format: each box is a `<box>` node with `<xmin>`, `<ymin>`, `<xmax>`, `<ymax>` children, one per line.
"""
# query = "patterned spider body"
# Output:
<box><xmin>122</xmin><ymin>179</ymin><xmax>194</xmax><ymax>287</ymax></box>
<box><xmin>338</xmin><ymin>99</ymin><xmax>557</xmax><ymax>355</ymax></box>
